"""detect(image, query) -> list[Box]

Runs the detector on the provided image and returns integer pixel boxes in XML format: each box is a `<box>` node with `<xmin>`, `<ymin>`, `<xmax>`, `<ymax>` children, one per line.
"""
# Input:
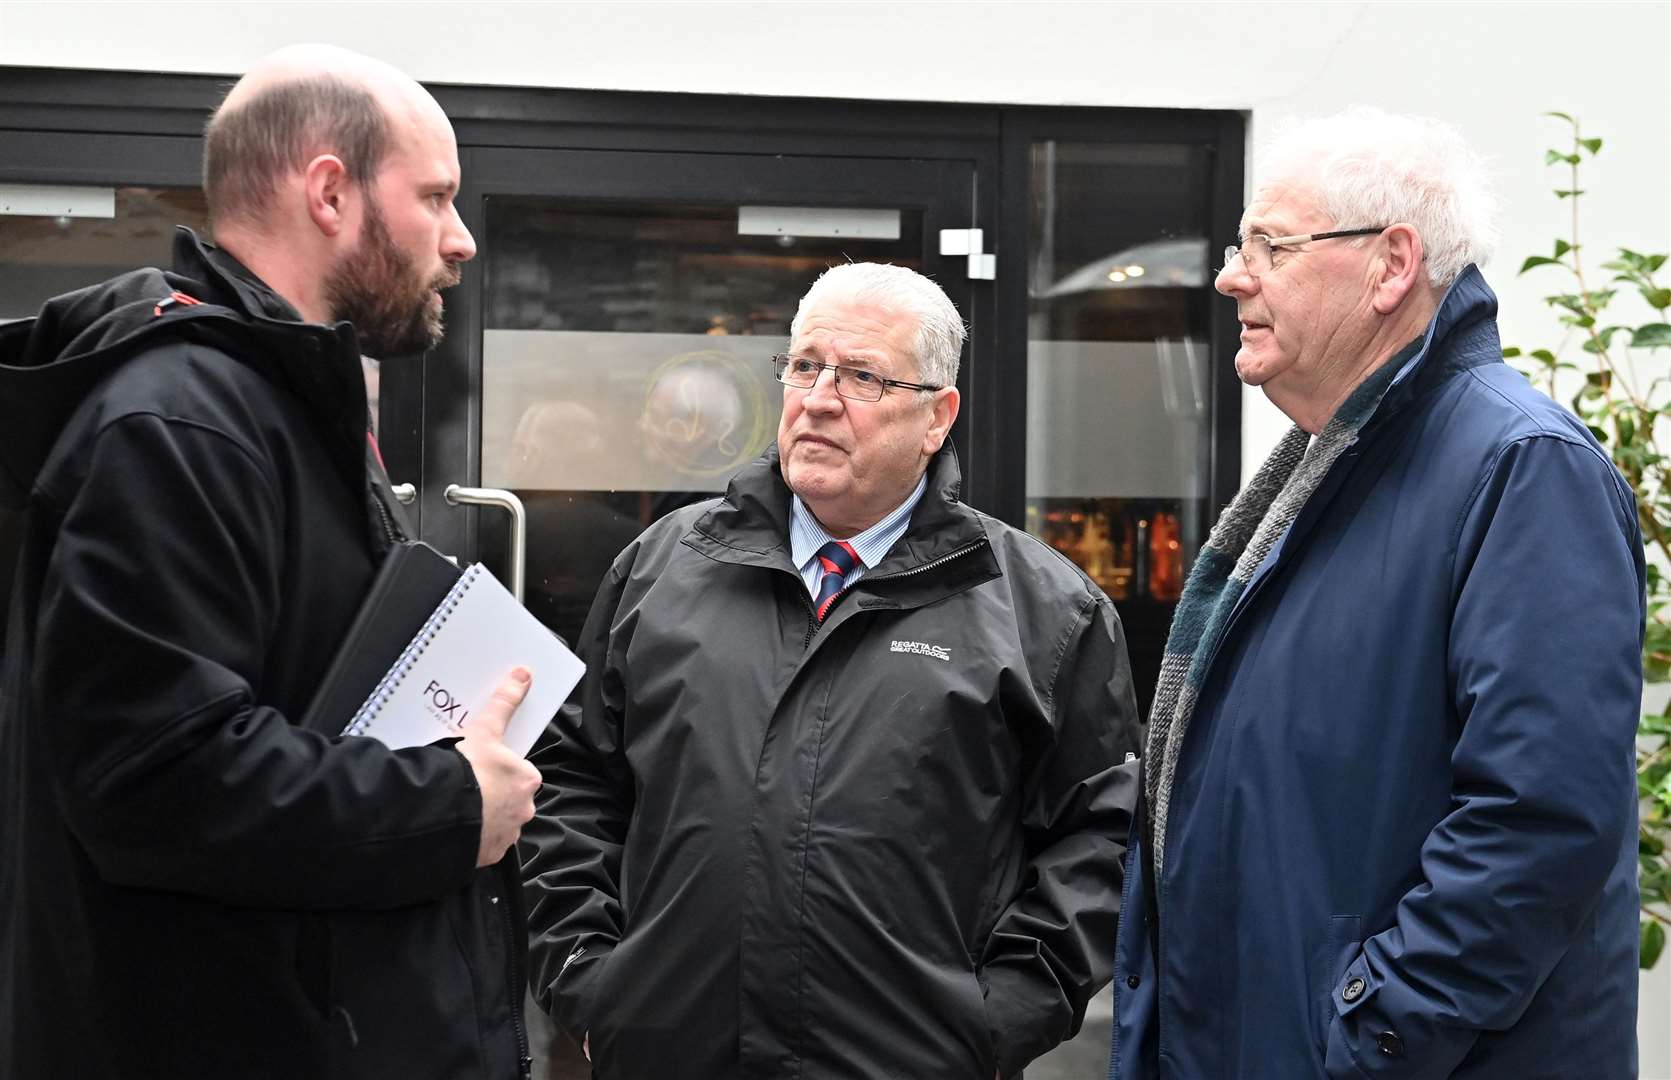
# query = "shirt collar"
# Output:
<box><xmin>790</xmin><ymin>471</ymin><xmax>928</xmax><ymax>572</ymax></box>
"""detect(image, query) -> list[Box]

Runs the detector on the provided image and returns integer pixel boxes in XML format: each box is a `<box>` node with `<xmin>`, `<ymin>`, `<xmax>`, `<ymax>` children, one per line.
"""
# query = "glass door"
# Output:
<box><xmin>404</xmin><ymin>148</ymin><xmax>978</xmax><ymax>648</ymax></box>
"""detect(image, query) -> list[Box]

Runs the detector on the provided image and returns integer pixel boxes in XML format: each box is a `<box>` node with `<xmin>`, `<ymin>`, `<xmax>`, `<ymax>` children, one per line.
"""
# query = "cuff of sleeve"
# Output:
<box><xmin>981</xmin><ymin>960</ymin><xmax>1069</xmax><ymax>1079</ymax></box>
<box><xmin>1326</xmin><ymin>953</ymin><xmax>1477</xmax><ymax>1078</ymax></box>
<box><xmin>550</xmin><ymin>947</ymin><xmax>616</xmax><ymax>1043</ymax></box>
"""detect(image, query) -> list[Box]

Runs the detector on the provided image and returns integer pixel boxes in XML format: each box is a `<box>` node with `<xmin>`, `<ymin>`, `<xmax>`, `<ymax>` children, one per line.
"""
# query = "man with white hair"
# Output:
<box><xmin>1106</xmin><ymin>108</ymin><xmax>1643</xmax><ymax>1078</ymax></box>
<box><xmin>0</xmin><ymin>45</ymin><xmax>541</xmax><ymax>1078</ymax></box>
<box><xmin>524</xmin><ymin>262</ymin><xmax>1142</xmax><ymax>1078</ymax></box>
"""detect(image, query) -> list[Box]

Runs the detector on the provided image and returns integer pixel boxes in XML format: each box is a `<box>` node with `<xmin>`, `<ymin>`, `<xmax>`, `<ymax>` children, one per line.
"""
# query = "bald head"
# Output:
<box><xmin>203</xmin><ymin>45</ymin><xmax>442</xmax><ymax>231</ymax></box>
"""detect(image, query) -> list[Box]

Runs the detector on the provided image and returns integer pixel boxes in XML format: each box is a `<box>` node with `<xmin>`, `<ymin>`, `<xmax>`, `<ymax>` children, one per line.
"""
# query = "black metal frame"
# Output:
<box><xmin>0</xmin><ymin>66</ymin><xmax>1245</xmax><ymax>540</ymax></box>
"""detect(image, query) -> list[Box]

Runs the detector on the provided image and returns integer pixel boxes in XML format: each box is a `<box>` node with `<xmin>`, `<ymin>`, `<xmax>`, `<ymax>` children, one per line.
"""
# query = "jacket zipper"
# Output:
<box><xmin>800</xmin><ymin>540</ymin><xmax>988</xmax><ymax>646</ymax></box>
<box><xmin>495</xmin><ymin>874</ymin><xmax>533</xmax><ymax>1079</ymax></box>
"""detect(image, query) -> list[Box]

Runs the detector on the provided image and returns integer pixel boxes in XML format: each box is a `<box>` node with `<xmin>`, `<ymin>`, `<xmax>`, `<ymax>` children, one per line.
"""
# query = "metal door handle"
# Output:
<box><xmin>444</xmin><ymin>485</ymin><xmax>528</xmax><ymax>603</ymax></box>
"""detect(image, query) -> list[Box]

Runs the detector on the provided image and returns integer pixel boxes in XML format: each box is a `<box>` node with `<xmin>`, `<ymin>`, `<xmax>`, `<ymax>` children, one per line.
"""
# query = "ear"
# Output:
<box><xmin>303</xmin><ymin>154</ymin><xmax>354</xmax><ymax>238</ymax></box>
<box><xmin>921</xmin><ymin>385</ymin><xmax>960</xmax><ymax>456</ymax></box>
<box><xmin>1370</xmin><ymin>223</ymin><xmax>1425</xmax><ymax>315</ymax></box>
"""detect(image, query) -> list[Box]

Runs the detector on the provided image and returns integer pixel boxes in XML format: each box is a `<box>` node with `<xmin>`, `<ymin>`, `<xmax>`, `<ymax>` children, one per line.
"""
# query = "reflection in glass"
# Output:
<box><xmin>1024</xmin><ymin>141</ymin><xmax>1216</xmax><ymax>716</ymax></box>
<box><xmin>0</xmin><ymin>187</ymin><xmax>209</xmax><ymax>319</ymax></box>
<box><xmin>481</xmin><ymin>197</ymin><xmax>923</xmax><ymax>645</ymax></box>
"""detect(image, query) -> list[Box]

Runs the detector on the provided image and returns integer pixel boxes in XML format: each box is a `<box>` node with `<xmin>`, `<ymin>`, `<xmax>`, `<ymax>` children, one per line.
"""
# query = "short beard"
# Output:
<box><xmin>322</xmin><ymin>195</ymin><xmax>460</xmax><ymax>358</ymax></box>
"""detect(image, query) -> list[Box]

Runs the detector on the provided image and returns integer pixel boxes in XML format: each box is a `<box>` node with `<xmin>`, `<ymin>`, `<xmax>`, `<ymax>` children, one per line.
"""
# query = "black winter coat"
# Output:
<box><xmin>523</xmin><ymin>445</ymin><xmax>1142</xmax><ymax>1079</ymax></box>
<box><xmin>0</xmin><ymin>229</ymin><xmax>529</xmax><ymax>1079</ymax></box>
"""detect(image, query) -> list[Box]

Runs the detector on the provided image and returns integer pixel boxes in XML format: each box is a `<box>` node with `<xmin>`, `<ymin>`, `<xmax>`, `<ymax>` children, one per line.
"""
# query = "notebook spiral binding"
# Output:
<box><xmin>342</xmin><ymin>564</ymin><xmax>483</xmax><ymax>737</ymax></box>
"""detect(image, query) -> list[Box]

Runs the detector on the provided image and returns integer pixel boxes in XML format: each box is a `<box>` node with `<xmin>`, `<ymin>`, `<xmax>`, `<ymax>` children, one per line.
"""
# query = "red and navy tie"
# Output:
<box><xmin>813</xmin><ymin>540</ymin><xmax>860</xmax><ymax>622</ymax></box>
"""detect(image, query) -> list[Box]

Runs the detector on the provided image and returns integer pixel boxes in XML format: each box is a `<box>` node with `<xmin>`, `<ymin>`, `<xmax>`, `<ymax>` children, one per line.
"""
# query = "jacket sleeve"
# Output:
<box><xmin>522</xmin><ymin>557</ymin><xmax>635</xmax><ymax>1042</ymax></box>
<box><xmin>36</xmin><ymin>413</ymin><xmax>481</xmax><ymax>911</ymax></box>
<box><xmin>1324</xmin><ymin>434</ymin><xmax>1644</xmax><ymax>1078</ymax></box>
<box><xmin>979</xmin><ymin>592</ymin><xmax>1143</xmax><ymax>1078</ymax></box>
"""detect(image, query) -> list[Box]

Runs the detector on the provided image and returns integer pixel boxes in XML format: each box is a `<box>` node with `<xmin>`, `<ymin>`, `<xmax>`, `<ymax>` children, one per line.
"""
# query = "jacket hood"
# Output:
<box><xmin>0</xmin><ymin>227</ymin><xmax>364</xmax><ymax>509</ymax></box>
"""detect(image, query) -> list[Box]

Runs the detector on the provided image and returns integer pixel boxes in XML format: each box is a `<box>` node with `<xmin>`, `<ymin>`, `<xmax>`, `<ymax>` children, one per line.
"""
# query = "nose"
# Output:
<box><xmin>443</xmin><ymin>203</ymin><xmax>477</xmax><ymax>264</ymax></box>
<box><xmin>1215</xmin><ymin>253</ymin><xmax>1255</xmax><ymax>298</ymax></box>
<box><xmin>802</xmin><ymin>366</ymin><xmax>845</xmax><ymax>414</ymax></box>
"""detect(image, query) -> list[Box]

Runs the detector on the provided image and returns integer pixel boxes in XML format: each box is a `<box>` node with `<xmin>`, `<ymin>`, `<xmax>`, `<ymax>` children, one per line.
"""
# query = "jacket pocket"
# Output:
<box><xmin>960</xmin><ymin>956</ymin><xmax>998</xmax><ymax>1076</ymax></box>
<box><xmin>1316</xmin><ymin>915</ymin><xmax>1362</xmax><ymax>1051</ymax></box>
<box><xmin>296</xmin><ymin>913</ymin><xmax>334</xmax><ymax>1022</ymax></box>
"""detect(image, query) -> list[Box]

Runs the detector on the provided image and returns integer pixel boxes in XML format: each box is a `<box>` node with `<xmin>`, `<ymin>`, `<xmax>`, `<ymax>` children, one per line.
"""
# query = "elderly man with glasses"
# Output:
<box><xmin>523</xmin><ymin>262</ymin><xmax>1141</xmax><ymax>1079</ymax></box>
<box><xmin>1107</xmin><ymin>108</ymin><xmax>1644</xmax><ymax>1079</ymax></box>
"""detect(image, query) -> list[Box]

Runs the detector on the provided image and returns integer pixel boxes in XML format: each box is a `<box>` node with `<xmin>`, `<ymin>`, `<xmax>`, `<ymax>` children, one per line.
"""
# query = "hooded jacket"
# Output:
<box><xmin>523</xmin><ymin>444</ymin><xmax>1143</xmax><ymax>1079</ymax></box>
<box><xmin>0</xmin><ymin>228</ymin><xmax>530</xmax><ymax>1079</ymax></box>
<box><xmin>1107</xmin><ymin>267</ymin><xmax>1645</xmax><ymax>1079</ymax></box>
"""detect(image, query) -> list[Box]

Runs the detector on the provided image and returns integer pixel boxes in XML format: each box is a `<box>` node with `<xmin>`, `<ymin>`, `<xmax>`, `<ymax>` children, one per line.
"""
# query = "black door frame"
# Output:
<box><xmin>0</xmin><ymin>66</ymin><xmax>1244</xmax><ymax>536</ymax></box>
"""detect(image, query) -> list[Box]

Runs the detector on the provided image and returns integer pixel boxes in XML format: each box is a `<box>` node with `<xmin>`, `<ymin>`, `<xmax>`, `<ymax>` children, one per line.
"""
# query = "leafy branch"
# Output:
<box><xmin>1505</xmin><ymin>112</ymin><xmax>1671</xmax><ymax>969</ymax></box>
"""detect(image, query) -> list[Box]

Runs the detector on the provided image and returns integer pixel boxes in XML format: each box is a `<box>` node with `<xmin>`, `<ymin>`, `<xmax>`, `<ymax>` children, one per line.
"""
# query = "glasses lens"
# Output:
<box><xmin>1244</xmin><ymin>236</ymin><xmax>1270</xmax><ymax>275</ymax></box>
<box><xmin>835</xmin><ymin>365</ymin><xmax>885</xmax><ymax>402</ymax></box>
<box><xmin>776</xmin><ymin>356</ymin><xmax>814</xmax><ymax>387</ymax></box>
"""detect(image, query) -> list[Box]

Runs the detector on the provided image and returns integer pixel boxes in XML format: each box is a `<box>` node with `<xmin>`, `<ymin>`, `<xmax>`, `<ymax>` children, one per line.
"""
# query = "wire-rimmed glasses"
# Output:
<box><xmin>771</xmin><ymin>355</ymin><xmax>942</xmax><ymax>402</ymax></box>
<box><xmin>1222</xmin><ymin>226</ymin><xmax>1388</xmax><ymax>277</ymax></box>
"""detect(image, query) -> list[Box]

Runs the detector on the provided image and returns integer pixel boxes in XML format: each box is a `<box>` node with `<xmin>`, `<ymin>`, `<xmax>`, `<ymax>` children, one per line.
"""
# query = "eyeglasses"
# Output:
<box><xmin>1221</xmin><ymin>227</ymin><xmax>1388</xmax><ymax>277</ymax></box>
<box><xmin>772</xmin><ymin>355</ymin><xmax>942</xmax><ymax>402</ymax></box>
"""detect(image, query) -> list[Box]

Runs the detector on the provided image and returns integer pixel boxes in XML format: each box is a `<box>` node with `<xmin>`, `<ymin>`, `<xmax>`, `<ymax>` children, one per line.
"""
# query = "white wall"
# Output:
<box><xmin>3</xmin><ymin>0</ymin><xmax>1668</xmax><ymax>1068</ymax></box>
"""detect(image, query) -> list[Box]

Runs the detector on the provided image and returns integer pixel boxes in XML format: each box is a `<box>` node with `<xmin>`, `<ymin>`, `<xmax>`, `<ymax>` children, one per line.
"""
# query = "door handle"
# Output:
<box><xmin>443</xmin><ymin>485</ymin><xmax>528</xmax><ymax>604</ymax></box>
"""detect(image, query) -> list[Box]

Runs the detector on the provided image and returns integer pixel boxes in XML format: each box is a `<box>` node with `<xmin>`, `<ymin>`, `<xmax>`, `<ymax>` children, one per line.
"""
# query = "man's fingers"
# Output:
<box><xmin>463</xmin><ymin>667</ymin><xmax>531</xmax><ymax>741</ymax></box>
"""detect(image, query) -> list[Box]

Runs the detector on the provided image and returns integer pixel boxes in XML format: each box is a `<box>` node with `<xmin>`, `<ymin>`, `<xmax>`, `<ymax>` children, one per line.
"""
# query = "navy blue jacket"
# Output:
<box><xmin>1109</xmin><ymin>268</ymin><xmax>1644</xmax><ymax>1079</ymax></box>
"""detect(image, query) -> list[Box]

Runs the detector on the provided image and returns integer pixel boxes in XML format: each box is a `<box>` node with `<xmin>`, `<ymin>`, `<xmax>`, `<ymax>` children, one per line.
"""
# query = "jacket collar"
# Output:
<box><xmin>683</xmin><ymin>442</ymin><xmax>1000</xmax><ymax>609</ymax></box>
<box><xmin>1361</xmin><ymin>263</ymin><xmax>1503</xmax><ymax>431</ymax></box>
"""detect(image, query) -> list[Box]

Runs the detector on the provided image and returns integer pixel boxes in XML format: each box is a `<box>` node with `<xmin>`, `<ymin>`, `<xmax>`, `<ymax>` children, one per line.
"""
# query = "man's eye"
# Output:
<box><xmin>846</xmin><ymin>369</ymin><xmax>881</xmax><ymax>385</ymax></box>
<box><xmin>790</xmin><ymin>358</ymin><xmax>820</xmax><ymax>375</ymax></box>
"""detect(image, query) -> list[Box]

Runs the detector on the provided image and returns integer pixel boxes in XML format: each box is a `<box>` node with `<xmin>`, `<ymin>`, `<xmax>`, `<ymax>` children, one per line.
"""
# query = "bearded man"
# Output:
<box><xmin>0</xmin><ymin>45</ymin><xmax>541</xmax><ymax>1079</ymax></box>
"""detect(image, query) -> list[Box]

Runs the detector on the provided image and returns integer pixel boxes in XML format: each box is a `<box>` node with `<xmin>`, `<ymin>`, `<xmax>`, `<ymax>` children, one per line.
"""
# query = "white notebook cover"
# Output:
<box><xmin>341</xmin><ymin>564</ymin><xmax>583</xmax><ymax>756</ymax></box>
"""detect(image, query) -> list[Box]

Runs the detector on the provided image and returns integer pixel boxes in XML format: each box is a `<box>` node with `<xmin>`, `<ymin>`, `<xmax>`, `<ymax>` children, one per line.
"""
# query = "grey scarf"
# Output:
<box><xmin>1144</xmin><ymin>358</ymin><xmax>1401</xmax><ymax>887</ymax></box>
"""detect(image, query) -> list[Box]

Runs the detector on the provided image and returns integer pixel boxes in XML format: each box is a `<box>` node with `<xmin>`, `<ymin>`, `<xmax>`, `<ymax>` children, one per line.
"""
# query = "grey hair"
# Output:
<box><xmin>789</xmin><ymin>263</ymin><xmax>967</xmax><ymax>389</ymax></box>
<box><xmin>1256</xmin><ymin>106</ymin><xmax>1499</xmax><ymax>289</ymax></box>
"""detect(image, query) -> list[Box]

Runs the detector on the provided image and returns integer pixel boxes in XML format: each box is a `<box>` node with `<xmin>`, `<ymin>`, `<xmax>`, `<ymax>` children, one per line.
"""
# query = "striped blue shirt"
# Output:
<box><xmin>789</xmin><ymin>471</ymin><xmax>928</xmax><ymax>598</ymax></box>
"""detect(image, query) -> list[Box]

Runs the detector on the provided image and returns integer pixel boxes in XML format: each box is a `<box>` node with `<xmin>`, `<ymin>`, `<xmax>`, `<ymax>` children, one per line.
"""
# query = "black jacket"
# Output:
<box><xmin>523</xmin><ymin>445</ymin><xmax>1142</xmax><ymax>1079</ymax></box>
<box><xmin>0</xmin><ymin>229</ymin><xmax>529</xmax><ymax>1079</ymax></box>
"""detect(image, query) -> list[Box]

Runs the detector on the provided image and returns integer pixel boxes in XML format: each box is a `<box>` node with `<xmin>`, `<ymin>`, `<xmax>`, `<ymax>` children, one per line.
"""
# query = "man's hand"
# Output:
<box><xmin>455</xmin><ymin>667</ymin><xmax>542</xmax><ymax>867</ymax></box>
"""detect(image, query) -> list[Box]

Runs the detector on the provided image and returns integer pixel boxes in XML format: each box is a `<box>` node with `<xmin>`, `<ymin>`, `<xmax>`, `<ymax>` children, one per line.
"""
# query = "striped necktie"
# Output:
<box><xmin>812</xmin><ymin>540</ymin><xmax>860</xmax><ymax>622</ymax></box>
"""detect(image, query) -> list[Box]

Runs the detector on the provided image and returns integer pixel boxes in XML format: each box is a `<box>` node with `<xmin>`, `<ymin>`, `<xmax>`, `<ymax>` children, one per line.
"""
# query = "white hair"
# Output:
<box><xmin>789</xmin><ymin>262</ymin><xmax>966</xmax><ymax>390</ymax></box>
<box><xmin>1256</xmin><ymin>107</ymin><xmax>1499</xmax><ymax>289</ymax></box>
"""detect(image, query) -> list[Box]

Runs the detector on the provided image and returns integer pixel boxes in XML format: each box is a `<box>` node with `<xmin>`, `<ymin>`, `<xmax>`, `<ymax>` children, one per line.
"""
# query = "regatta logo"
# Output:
<box><xmin>890</xmin><ymin>640</ymin><xmax>951</xmax><ymax>662</ymax></box>
<box><xmin>423</xmin><ymin>679</ymin><xmax>470</xmax><ymax>730</ymax></box>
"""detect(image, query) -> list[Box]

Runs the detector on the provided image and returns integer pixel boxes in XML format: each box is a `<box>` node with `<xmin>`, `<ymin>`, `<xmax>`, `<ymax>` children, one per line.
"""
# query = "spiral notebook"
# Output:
<box><xmin>338</xmin><ymin>560</ymin><xmax>584</xmax><ymax>756</ymax></box>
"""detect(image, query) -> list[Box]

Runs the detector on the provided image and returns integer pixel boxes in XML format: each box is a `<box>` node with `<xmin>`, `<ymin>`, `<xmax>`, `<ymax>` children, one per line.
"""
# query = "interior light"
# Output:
<box><xmin>1125</xmin><ymin>264</ymin><xmax>1145</xmax><ymax>277</ymax></box>
<box><xmin>1106</xmin><ymin>270</ymin><xmax>1127</xmax><ymax>283</ymax></box>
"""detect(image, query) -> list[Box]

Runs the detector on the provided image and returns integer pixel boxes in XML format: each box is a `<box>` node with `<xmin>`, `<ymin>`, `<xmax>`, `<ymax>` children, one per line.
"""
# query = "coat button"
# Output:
<box><xmin>1342</xmin><ymin>977</ymin><xmax>1366</xmax><ymax>1003</ymax></box>
<box><xmin>1126</xmin><ymin>974</ymin><xmax>1141</xmax><ymax>990</ymax></box>
<box><xmin>1376</xmin><ymin>1030</ymin><xmax>1404</xmax><ymax>1057</ymax></box>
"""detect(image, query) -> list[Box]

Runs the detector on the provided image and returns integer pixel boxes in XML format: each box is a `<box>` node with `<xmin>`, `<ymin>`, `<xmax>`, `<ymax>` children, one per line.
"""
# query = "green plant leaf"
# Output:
<box><xmin>1645</xmin><ymin>917</ymin><xmax>1668</xmax><ymax>969</ymax></box>
<box><xmin>1581</xmin><ymin>137</ymin><xmax>1603</xmax><ymax>155</ymax></box>
<box><xmin>1501</xmin><ymin>346</ymin><xmax>1523</xmax><ymax>358</ymax></box>
<box><xmin>1545</xmin><ymin>111</ymin><xmax>1575</xmax><ymax>123</ymax></box>
<box><xmin>1633</xmin><ymin>324</ymin><xmax>1671</xmax><ymax>349</ymax></box>
<box><xmin>1649</xmin><ymin>254</ymin><xmax>1668</xmax><ymax>273</ymax></box>
<box><xmin>1553</xmin><ymin>239</ymin><xmax>1574</xmax><ymax>258</ymax></box>
<box><xmin>1645</xmin><ymin>288</ymin><xmax>1671</xmax><ymax>311</ymax></box>
<box><xmin>1555</xmin><ymin>189</ymin><xmax>1586</xmax><ymax>199</ymax></box>
<box><xmin>1583</xmin><ymin>328</ymin><xmax>1623</xmax><ymax>355</ymax></box>
<box><xmin>1530</xmin><ymin>348</ymin><xmax>1557</xmax><ymax>365</ymax></box>
<box><xmin>1520</xmin><ymin>256</ymin><xmax>1566</xmax><ymax>275</ymax></box>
